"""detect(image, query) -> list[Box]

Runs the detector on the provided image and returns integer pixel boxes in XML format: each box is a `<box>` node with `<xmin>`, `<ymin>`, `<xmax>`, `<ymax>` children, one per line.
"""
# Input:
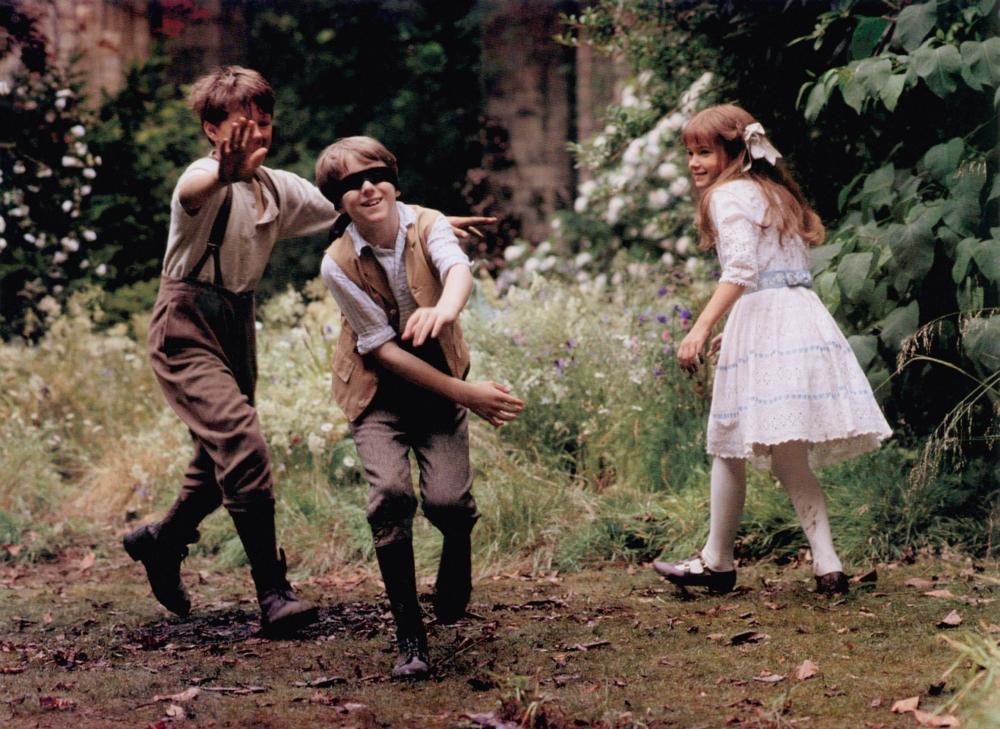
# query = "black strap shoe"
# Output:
<box><xmin>256</xmin><ymin>549</ymin><xmax>319</xmax><ymax>637</ymax></box>
<box><xmin>123</xmin><ymin>524</ymin><xmax>193</xmax><ymax>617</ymax></box>
<box><xmin>653</xmin><ymin>555</ymin><xmax>737</xmax><ymax>594</ymax></box>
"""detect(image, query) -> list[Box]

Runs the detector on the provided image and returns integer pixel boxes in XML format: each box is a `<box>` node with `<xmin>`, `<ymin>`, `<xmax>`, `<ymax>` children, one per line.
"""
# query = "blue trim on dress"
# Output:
<box><xmin>710</xmin><ymin>384</ymin><xmax>876</xmax><ymax>420</ymax></box>
<box><xmin>745</xmin><ymin>268</ymin><xmax>813</xmax><ymax>295</ymax></box>
<box><xmin>715</xmin><ymin>339</ymin><xmax>855</xmax><ymax>373</ymax></box>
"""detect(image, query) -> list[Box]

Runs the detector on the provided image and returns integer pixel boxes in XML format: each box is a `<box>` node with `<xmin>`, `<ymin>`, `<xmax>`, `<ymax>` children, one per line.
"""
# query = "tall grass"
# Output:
<box><xmin>0</xmin><ymin>266</ymin><xmax>990</xmax><ymax>575</ymax></box>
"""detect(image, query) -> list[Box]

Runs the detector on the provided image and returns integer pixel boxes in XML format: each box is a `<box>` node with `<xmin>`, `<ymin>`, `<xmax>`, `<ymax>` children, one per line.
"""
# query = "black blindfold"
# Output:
<box><xmin>324</xmin><ymin>166</ymin><xmax>399</xmax><ymax>207</ymax></box>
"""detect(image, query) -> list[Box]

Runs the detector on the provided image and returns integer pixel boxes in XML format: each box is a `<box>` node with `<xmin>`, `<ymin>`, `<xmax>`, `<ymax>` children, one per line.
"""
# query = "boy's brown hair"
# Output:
<box><xmin>189</xmin><ymin>66</ymin><xmax>275</xmax><ymax>127</ymax></box>
<box><xmin>314</xmin><ymin>136</ymin><xmax>399</xmax><ymax>198</ymax></box>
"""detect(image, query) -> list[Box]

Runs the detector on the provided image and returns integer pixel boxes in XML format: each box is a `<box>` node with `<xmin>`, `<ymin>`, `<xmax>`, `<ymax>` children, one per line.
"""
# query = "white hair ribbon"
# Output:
<box><xmin>742</xmin><ymin>122</ymin><xmax>782</xmax><ymax>171</ymax></box>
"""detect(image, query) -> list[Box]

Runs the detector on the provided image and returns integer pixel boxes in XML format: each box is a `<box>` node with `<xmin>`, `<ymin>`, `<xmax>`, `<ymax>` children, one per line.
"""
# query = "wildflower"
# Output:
<box><xmin>70</xmin><ymin>124</ymin><xmax>86</xmax><ymax>137</ymax></box>
<box><xmin>661</xmin><ymin>329</ymin><xmax>672</xmax><ymax>342</ymax></box>
<box><xmin>38</xmin><ymin>296</ymin><xmax>60</xmax><ymax>317</ymax></box>
<box><xmin>56</xmin><ymin>88</ymin><xmax>73</xmax><ymax>98</ymax></box>
<box><xmin>95</xmin><ymin>263</ymin><xmax>107</xmax><ymax>276</ymax></box>
<box><xmin>669</xmin><ymin>177</ymin><xmax>691</xmax><ymax>197</ymax></box>
<box><xmin>656</xmin><ymin>314</ymin><xmax>667</xmax><ymax>324</ymax></box>
<box><xmin>663</xmin><ymin>344</ymin><xmax>673</xmax><ymax>356</ymax></box>
<box><xmin>623</xmin><ymin>138</ymin><xmax>643</xmax><ymax>166</ymax></box>
<box><xmin>61</xmin><ymin>200</ymin><xmax>73</xmax><ymax>213</ymax></box>
<box><xmin>657</xmin><ymin>286</ymin><xmax>669</xmax><ymax>297</ymax></box>
<box><xmin>80</xmin><ymin>259</ymin><xmax>89</xmax><ymax>269</ymax></box>
<box><xmin>676</xmin><ymin>236</ymin><xmax>692</xmax><ymax>255</ymax></box>
<box><xmin>606</xmin><ymin>195</ymin><xmax>626</xmax><ymax>224</ymax></box>
<box><xmin>61</xmin><ymin>156</ymin><xmax>79</xmax><ymax>167</ymax></box>
<box><xmin>574</xmin><ymin>251</ymin><xmax>592</xmax><ymax>268</ymax></box>
<box><xmin>320</xmin><ymin>422</ymin><xmax>334</xmax><ymax>433</ymax></box>
<box><xmin>524</xmin><ymin>257</ymin><xmax>539</xmax><ymax>273</ymax></box>
<box><xmin>678</xmin><ymin>307</ymin><xmax>692</xmax><ymax>320</ymax></box>
<box><xmin>0</xmin><ymin>216</ymin><xmax>4</xmax><ymax>234</ymax></box>
<box><xmin>565</xmin><ymin>339</ymin><xmax>577</xmax><ymax>350</ymax></box>
<box><xmin>53</xmin><ymin>250</ymin><xmax>68</xmax><ymax>264</ymax></box>
<box><xmin>0</xmin><ymin>238</ymin><xmax>5</xmax><ymax>252</ymax></box>
<box><xmin>638</xmin><ymin>313</ymin><xmax>649</xmax><ymax>324</ymax></box>
<box><xmin>55</xmin><ymin>97</ymin><xmax>67</xmax><ymax>110</ymax></box>
<box><xmin>657</xmin><ymin>162</ymin><xmax>679</xmax><ymax>180</ymax></box>
<box><xmin>82</xmin><ymin>168</ymin><xmax>96</xmax><ymax>179</ymax></box>
<box><xmin>0</xmin><ymin>81</ymin><xmax>9</xmax><ymax>95</ymax></box>
<box><xmin>550</xmin><ymin>217</ymin><xmax>562</xmax><ymax>230</ymax></box>
<box><xmin>307</xmin><ymin>433</ymin><xmax>324</xmax><ymax>456</ymax></box>
<box><xmin>574</xmin><ymin>196</ymin><xmax>588</xmax><ymax>213</ymax></box>
<box><xmin>642</xmin><ymin>222</ymin><xmax>660</xmax><ymax>239</ymax></box>
<box><xmin>653</xmin><ymin>366</ymin><xmax>663</xmax><ymax>377</ymax></box>
<box><xmin>539</xmin><ymin>255</ymin><xmax>557</xmax><ymax>272</ymax></box>
<box><xmin>13</xmin><ymin>161</ymin><xmax>25</xmax><ymax>174</ymax></box>
<box><xmin>61</xmin><ymin>237</ymin><xmax>79</xmax><ymax>252</ymax></box>
<box><xmin>82</xmin><ymin>229</ymin><xmax>96</xmax><ymax>242</ymax></box>
<box><xmin>342</xmin><ymin>456</ymin><xmax>356</xmax><ymax>468</ymax></box>
<box><xmin>555</xmin><ymin>357</ymin><xmax>568</xmax><ymax>375</ymax></box>
<box><xmin>648</xmin><ymin>189</ymin><xmax>671</xmax><ymax>209</ymax></box>
<box><xmin>9</xmin><ymin>205</ymin><xmax>28</xmax><ymax>217</ymax></box>
<box><xmin>74</xmin><ymin>142</ymin><xmax>88</xmax><ymax>156</ymax></box>
<box><xmin>37</xmin><ymin>165</ymin><xmax>52</xmax><ymax>178</ymax></box>
<box><xmin>504</xmin><ymin>243</ymin><xmax>526</xmax><ymax>262</ymax></box>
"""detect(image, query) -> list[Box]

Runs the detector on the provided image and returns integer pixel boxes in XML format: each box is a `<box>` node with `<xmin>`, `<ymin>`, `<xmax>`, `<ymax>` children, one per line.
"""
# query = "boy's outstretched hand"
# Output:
<box><xmin>445</xmin><ymin>216</ymin><xmax>499</xmax><ymax>241</ymax></box>
<box><xmin>463</xmin><ymin>381</ymin><xmax>524</xmax><ymax>427</ymax></box>
<box><xmin>217</xmin><ymin>117</ymin><xmax>268</xmax><ymax>183</ymax></box>
<box><xmin>402</xmin><ymin>305</ymin><xmax>456</xmax><ymax>347</ymax></box>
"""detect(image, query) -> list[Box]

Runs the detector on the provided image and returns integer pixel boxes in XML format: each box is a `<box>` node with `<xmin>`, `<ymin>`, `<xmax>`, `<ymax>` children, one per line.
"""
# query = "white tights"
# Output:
<box><xmin>700</xmin><ymin>441</ymin><xmax>843</xmax><ymax>576</ymax></box>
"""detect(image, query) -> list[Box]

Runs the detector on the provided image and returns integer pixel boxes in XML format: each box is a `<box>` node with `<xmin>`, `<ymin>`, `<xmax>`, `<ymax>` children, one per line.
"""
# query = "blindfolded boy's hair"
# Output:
<box><xmin>315</xmin><ymin>136</ymin><xmax>399</xmax><ymax>202</ymax></box>
<box><xmin>189</xmin><ymin>66</ymin><xmax>275</xmax><ymax>126</ymax></box>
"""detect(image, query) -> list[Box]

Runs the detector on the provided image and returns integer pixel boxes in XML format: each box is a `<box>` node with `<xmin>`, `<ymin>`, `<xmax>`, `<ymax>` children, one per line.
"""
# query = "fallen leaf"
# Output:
<box><xmin>39</xmin><ymin>696</ymin><xmax>77</xmax><ymax>711</ymax></box>
<box><xmin>153</xmin><ymin>687</ymin><xmax>200</xmax><ymax>703</ymax></box>
<box><xmin>764</xmin><ymin>601</ymin><xmax>785</xmax><ymax>610</ymax></box>
<box><xmin>905</xmin><ymin>578</ymin><xmax>936</xmax><ymax>589</ymax></box>
<box><xmin>729</xmin><ymin>631</ymin><xmax>769</xmax><ymax>646</ymax></box>
<box><xmin>164</xmin><ymin>704</ymin><xmax>185</xmax><ymax>719</ymax></box>
<box><xmin>291</xmin><ymin>676</ymin><xmax>346</xmax><ymax>688</ymax></box>
<box><xmin>77</xmin><ymin>551</ymin><xmax>96</xmax><ymax>572</ymax></box>
<box><xmin>912</xmin><ymin>709</ymin><xmax>960</xmax><ymax>727</ymax></box>
<box><xmin>795</xmin><ymin>659</ymin><xmax>819</xmax><ymax>680</ymax></box>
<box><xmin>937</xmin><ymin>610</ymin><xmax>962</xmax><ymax>628</ymax></box>
<box><xmin>707</xmin><ymin>633</ymin><xmax>725</xmax><ymax>642</ymax></box>
<box><xmin>42</xmin><ymin>612</ymin><xmax>53</xmax><ymax>624</ymax></box>
<box><xmin>568</xmin><ymin>639</ymin><xmax>610</xmax><ymax>651</ymax></box>
<box><xmin>855</xmin><ymin>568</ymin><xmax>878</xmax><ymax>583</ymax></box>
<box><xmin>923</xmin><ymin>590</ymin><xmax>956</xmax><ymax>599</ymax></box>
<box><xmin>870</xmin><ymin>696</ymin><xmax>883</xmax><ymax>708</ymax></box>
<box><xmin>891</xmin><ymin>696</ymin><xmax>920</xmax><ymax>713</ymax></box>
<box><xmin>752</xmin><ymin>673</ymin><xmax>785</xmax><ymax>684</ymax></box>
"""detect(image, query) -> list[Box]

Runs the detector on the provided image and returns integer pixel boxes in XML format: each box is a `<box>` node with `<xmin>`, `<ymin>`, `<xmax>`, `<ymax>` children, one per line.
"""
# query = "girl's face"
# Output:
<box><xmin>686</xmin><ymin>141</ymin><xmax>728</xmax><ymax>189</ymax></box>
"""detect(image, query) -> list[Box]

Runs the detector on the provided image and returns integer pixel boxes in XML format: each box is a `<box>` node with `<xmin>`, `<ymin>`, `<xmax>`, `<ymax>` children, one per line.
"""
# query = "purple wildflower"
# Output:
<box><xmin>565</xmin><ymin>339</ymin><xmax>577</xmax><ymax>350</ymax></box>
<box><xmin>679</xmin><ymin>308</ymin><xmax>692</xmax><ymax>320</ymax></box>
<box><xmin>638</xmin><ymin>313</ymin><xmax>649</xmax><ymax>324</ymax></box>
<box><xmin>656</xmin><ymin>314</ymin><xmax>667</xmax><ymax>323</ymax></box>
<box><xmin>555</xmin><ymin>357</ymin><xmax>568</xmax><ymax>375</ymax></box>
<box><xmin>657</xmin><ymin>286</ymin><xmax>669</xmax><ymax>297</ymax></box>
<box><xmin>653</xmin><ymin>366</ymin><xmax>663</xmax><ymax>378</ymax></box>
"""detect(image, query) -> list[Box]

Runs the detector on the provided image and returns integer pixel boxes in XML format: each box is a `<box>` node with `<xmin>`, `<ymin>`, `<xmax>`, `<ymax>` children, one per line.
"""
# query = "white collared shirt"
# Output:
<box><xmin>321</xmin><ymin>202</ymin><xmax>470</xmax><ymax>354</ymax></box>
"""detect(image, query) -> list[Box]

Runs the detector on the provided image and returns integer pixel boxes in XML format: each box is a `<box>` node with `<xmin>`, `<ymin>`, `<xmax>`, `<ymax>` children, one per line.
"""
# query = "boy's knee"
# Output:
<box><xmin>220</xmin><ymin>431</ymin><xmax>274</xmax><ymax>506</ymax></box>
<box><xmin>422</xmin><ymin>493</ymin><xmax>478</xmax><ymax>534</ymax></box>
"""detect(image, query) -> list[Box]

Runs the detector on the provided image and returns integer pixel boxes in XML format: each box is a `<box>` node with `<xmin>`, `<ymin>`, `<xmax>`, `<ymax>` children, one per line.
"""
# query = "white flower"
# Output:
<box><xmin>593</xmin><ymin>134</ymin><xmax>607</xmax><ymax>148</ymax></box>
<box><xmin>61</xmin><ymin>200</ymin><xmax>73</xmax><ymax>213</ymax></box>
<box><xmin>623</xmin><ymin>138</ymin><xmax>643</xmax><ymax>166</ymax></box>
<box><xmin>37</xmin><ymin>165</ymin><xmax>52</xmax><ymax>178</ymax></box>
<box><xmin>82</xmin><ymin>229</ymin><xmax>96</xmax><ymax>242</ymax></box>
<box><xmin>254</xmin><ymin>320</ymin><xmax>263</xmax><ymax>330</ymax></box>
<box><xmin>320</xmin><ymin>422</ymin><xmax>334</xmax><ymax>433</ymax></box>
<box><xmin>80</xmin><ymin>258</ymin><xmax>89</xmax><ymax>269</ymax></box>
<box><xmin>9</xmin><ymin>205</ymin><xmax>28</xmax><ymax>217</ymax></box>
<box><xmin>61</xmin><ymin>156</ymin><xmax>79</xmax><ymax>167</ymax></box>
<box><xmin>0</xmin><ymin>216</ymin><xmax>4</xmax><ymax>234</ymax></box>
<box><xmin>53</xmin><ymin>250</ymin><xmax>68</xmax><ymax>264</ymax></box>
<box><xmin>574</xmin><ymin>251</ymin><xmax>592</xmax><ymax>268</ymax></box>
<box><xmin>665</xmin><ymin>112</ymin><xmax>686</xmax><ymax>132</ymax></box>
<box><xmin>660</xmin><ymin>252</ymin><xmax>676</xmax><ymax>266</ymax></box>
<box><xmin>342</xmin><ymin>456</ymin><xmax>356</xmax><ymax>468</ymax></box>
<box><xmin>657</xmin><ymin>161</ymin><xmax>680</xmax><ymax>180</ymax></box>
<box><xmin>685</xmin><ymin>257</ymin><xmax>700</xmax><ymax>274</ymax></box>
<box><xmin>56</xmin><ymin>88</ymin><xmax>73</xmax><ymax>98</ymax></box>
<box><xmin>539</xmin><ymin>255</ymin><xmax>557</xmax><ymax>272</ymax></box>
<box><xmin>53</xmin><ymin>285</ymin><xmax>64</xmax><ymax>294</ymax></box>
<box><xmin>504</xmin><ymin>244</ymin><xmax>526</xmax><ymax>262</ymax></box>
<box><xmin>550</xmin><ymin>217</ymin><xmax>562</xmax><ymax>230</ymax></box>
<box><xmin>13</xmin><ymin>161</ymin><xmax>25</xmax><ymax>174</ymax></box>
<box><xmin>606</xmin><ymin>195</ymin><xmax>626</xmax><ymax>224</ymax></box>
<box><xmin>74</xmin><ymin>142</ymin><xmax>87</xmax><ymax>156</ymax></box>
<box><xmin>96</xmin><ymin>263</ymin><xmax>107</xmax><ymax>276</ymax></box>
<box><xmin>676</xmin><ymin>235</ymin><xmax>692</xmax><ymax>255</ymax></box>
<box><xmin>524</xmin><ymin>257</ymin><xmax>540</xmax><ymax>273</ymax></box>
<box><xmin>38</xmin><ymin>296</ymin><xmax>60</xmax><ymax>317</ymax></box>
<box><xmin>578</xmin><ymin>179</ymin><xmax>597</xmax><ymax>198</ymax></box>
<box><xmin>307</xmin><ymin>432</ymin><xmax>324</xmax><ymax>456</ymax></box>
<box><xmin>0</xmin><ymin>238</ymin><xmax>5</xmax><ymax>251</ymax></box>
<box><xmin>647</xmin><ymin>188</ymin><xmax>671</xmax><ymax>209</ymax></box>
<box><xmin>574</xmin><ymin>196</ymin><xmax>588</xmax><ymax>214</ymax></box>
<box><xmin>537</xmin><ymin>240</ymin><xmax>552</xmax><ymax>255</ymax></box>
<box><xmin>70</xmin><ymin>124</ymin><xmax>86</xmax><ymax>137</ymax></box>
<box><xmin>61</xmin><ymin>237</ymin><xmax>79</xmax><ymax>252</ymax></box>
<box><xmin>0</xmin><ymin>81</ymin><xmax>9</xmax><ymax>95</ymax></box>
<box><xmin>82</xmin><ymin>168</ymin><xmax>96</xmax><ymax>179</ymax></box>
<box><xmin>669</xmin><ymin>176</ymin><xmax>691</xmax><ymax>197</ymax></box>
<box><xmin>55</xmin><ymin>97</ymin><xmax>67</xmax><ymax>110</ymax></box>
<box><xmin>80</xmin><ymin>185</ymin><xmax>91</xmax><ymax>196</ymax></box>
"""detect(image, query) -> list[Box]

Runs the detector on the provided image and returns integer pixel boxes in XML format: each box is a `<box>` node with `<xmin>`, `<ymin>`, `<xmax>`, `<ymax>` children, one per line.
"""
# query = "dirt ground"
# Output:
<box><xmin>1</xmin><ymin>543</ymin><xmax>997</xmax><ymax>729</ymax></box>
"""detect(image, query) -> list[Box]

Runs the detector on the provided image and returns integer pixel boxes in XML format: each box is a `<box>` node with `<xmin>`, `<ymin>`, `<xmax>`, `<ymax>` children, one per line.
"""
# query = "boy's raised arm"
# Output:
<box><xmin>179</xmin><ymin>118</ymin><xmax>268</xmax><ymax>215</ymax></box>
<box><xmin>371</xmin><ymin>341</ymin><xmax>523</xmax><ymax>427</ymax></box>
<box><xmin>402</xmin><ymin>264</ymin><xmax>473</xmax><ymax>347</ymax></box>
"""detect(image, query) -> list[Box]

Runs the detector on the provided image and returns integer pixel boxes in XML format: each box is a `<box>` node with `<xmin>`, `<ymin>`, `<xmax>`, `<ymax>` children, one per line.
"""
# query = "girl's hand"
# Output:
<box><xmin>677</xmin><ymin>326</ymin><xmax>710</xmax><ymax>372</ymax></box>
<box><xmin>402</xmin><ymin>305</ymin><xmax>457</xmax><ymax>347</ymax></box>
<box><xmin>445</xmin><ymin>216</ymin><xmax>499</xmax><ymax>240</ymax></box>
<box><xmin>217</xmin><ymin>117</ymin><xmax>268</xmax><ymax>184</ymax></box>
<box><xmin>463</xmin><ymin>381</ymin><xmax>524</xmax><ymax>427</ymax></box>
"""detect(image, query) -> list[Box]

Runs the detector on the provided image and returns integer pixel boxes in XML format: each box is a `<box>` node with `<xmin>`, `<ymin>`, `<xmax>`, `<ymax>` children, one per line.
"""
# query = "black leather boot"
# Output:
<box><xmin>375</xmin><ymin>539</ymin><xmax>429</xmax><ymax>679</ymax></box>
<box><xmin>432</xmin><ymin>530</ymin><xmax>472</xmax><ymax>624</ymax></box>
<box><xmin>123</xmin><ymin>523</ymin><xmax>197</xmax><ymax>617</ymax></box>
<box><xmin>231</xmin><ymin>505</ymin><xmax>317</xmax><ymax>636</ymax></box>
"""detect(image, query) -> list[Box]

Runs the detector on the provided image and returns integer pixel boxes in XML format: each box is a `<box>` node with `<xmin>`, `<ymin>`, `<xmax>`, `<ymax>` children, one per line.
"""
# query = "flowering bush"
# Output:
<box><xmin>0</xmin><ymin>68</ymin><xmax>105</xmax><ymax>339</ymax></box>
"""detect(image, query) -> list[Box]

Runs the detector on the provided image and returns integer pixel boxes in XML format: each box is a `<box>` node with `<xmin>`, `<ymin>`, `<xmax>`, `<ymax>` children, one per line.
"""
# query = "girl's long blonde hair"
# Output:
<box><xmin>682</xmin><ymin>104</ymin><xmax>825</xmax><ymax>250</ymax></box>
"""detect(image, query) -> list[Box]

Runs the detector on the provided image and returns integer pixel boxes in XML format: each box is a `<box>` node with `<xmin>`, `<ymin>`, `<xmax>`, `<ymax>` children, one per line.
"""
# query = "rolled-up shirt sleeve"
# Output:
<box><xmin>320</xmin><ymin>255</ymin><xmax>395</xmax><ymax>355</ymax></box>
<box><xmin>708</xmin><ymin>184</ymin><xmax>759</xmax><ymax>289</ymax></box>
<box><xmin>425</xmin><ymin>215</ymin><xmax>471</xmax><ymax>282</ymax></box>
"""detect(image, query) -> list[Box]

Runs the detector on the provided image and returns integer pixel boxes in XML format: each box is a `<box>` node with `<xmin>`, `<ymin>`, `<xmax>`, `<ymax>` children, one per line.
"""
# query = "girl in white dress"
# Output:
<box><xmin>654</xmin><ymin>104</ymin><xmax>892</xmax><ymax>596</ymax></box>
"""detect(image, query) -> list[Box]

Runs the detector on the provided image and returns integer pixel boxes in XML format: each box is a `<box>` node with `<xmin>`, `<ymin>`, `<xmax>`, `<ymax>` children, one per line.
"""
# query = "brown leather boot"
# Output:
<box><xmin>231</xmin><ymin>505</ymin><xmax>317</xmax><ymax>637</ymax></box>
<box><xmin>122</xmin><ymin>523</ymin><xmax>194</xmax><ymax>617</ymax></box>
<box><xmin>376</xmin><ymin>539</ymin><xmax>430</xmax><ymax>680</ymax></box>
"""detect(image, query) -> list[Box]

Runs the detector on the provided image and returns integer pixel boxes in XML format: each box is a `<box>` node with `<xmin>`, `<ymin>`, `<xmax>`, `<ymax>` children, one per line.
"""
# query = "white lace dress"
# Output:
<box><xmin>706</xmin><ymin>179</ymin><xmax>892</xmax><ymax>470</ymax></box>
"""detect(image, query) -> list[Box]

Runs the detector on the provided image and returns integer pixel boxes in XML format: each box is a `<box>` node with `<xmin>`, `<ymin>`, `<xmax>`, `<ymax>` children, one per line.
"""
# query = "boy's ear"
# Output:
<box><xmin>395</xmin><ymin>187</ymin><xmax>401</xmax><ymax>199</ymax></box>
<box><xmin>203</xmin><ymin>120</ymin><xmax>221</xmax><ymax>144</ymax></box>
